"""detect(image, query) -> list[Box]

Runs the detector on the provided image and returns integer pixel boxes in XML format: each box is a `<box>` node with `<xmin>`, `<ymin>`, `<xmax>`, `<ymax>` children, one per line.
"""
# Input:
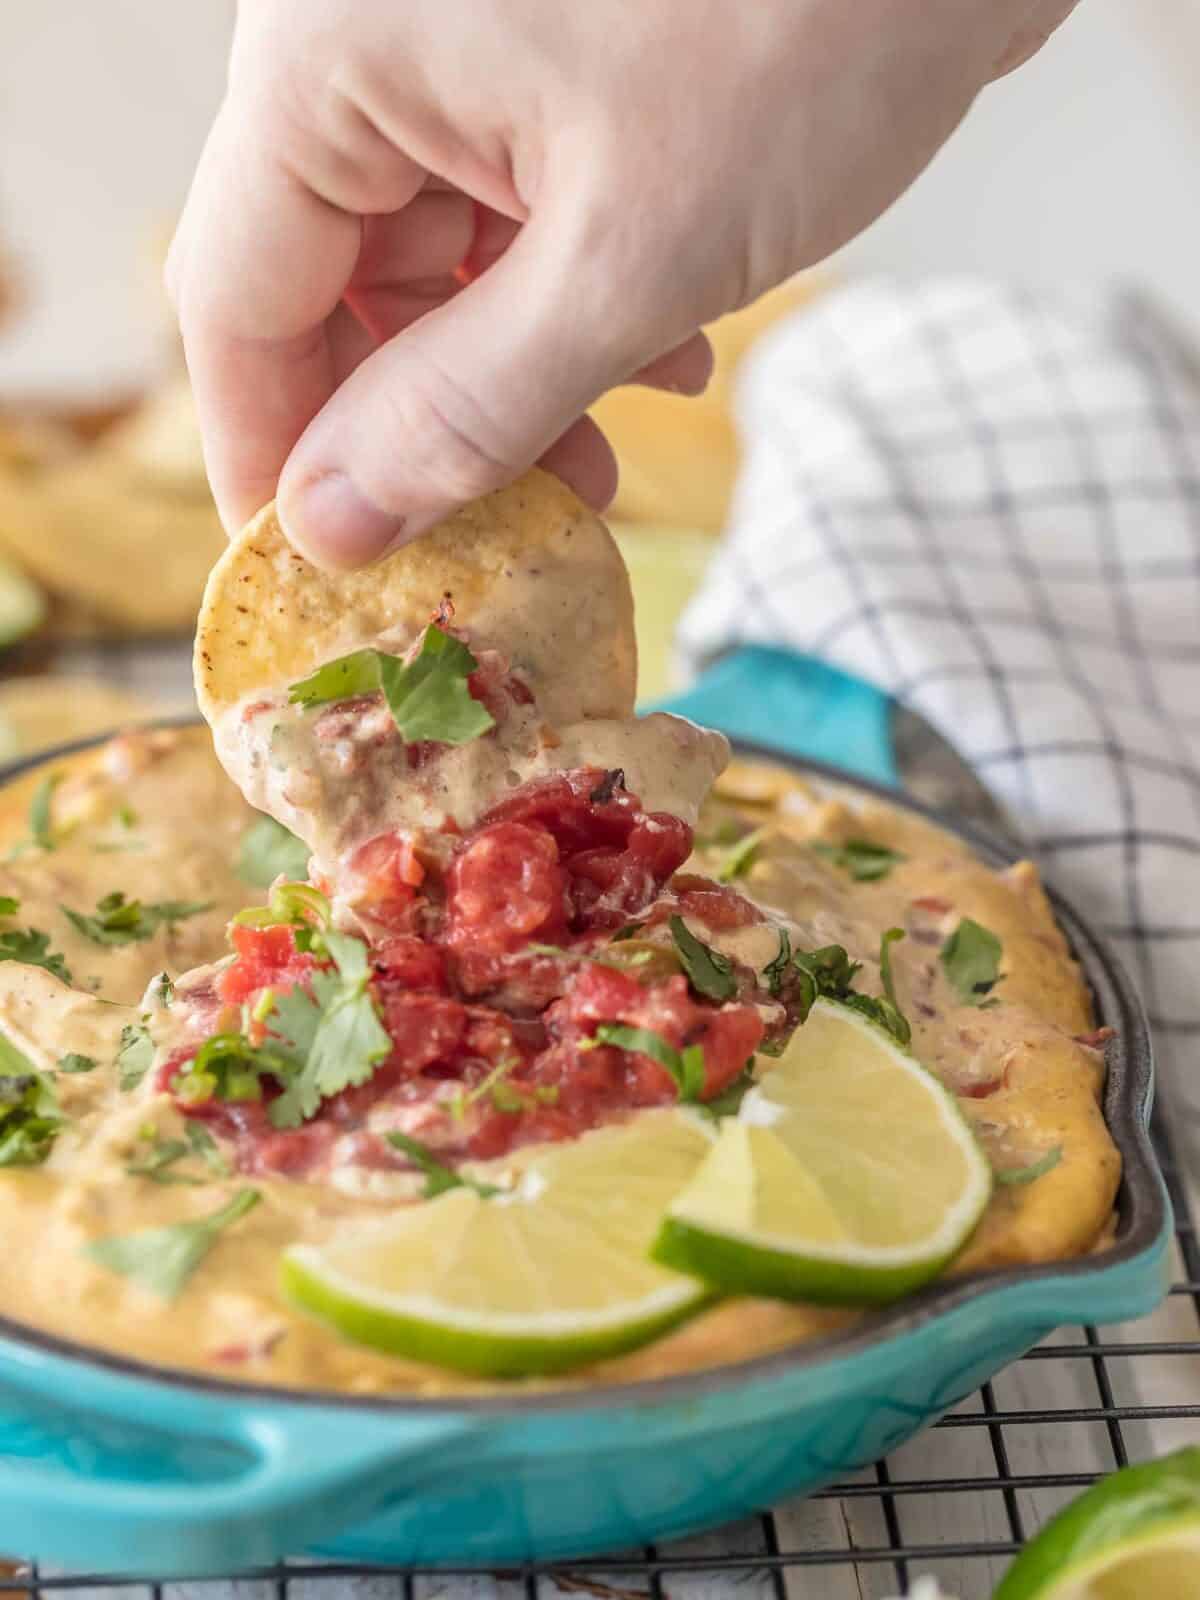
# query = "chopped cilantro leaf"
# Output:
<box><xmin>762</xmin><ymin>927</ymin><xmax>792</xmax><ymax>997</ymax></box>
<box><xmin>609</xmin><ymin>922</ymin><xmax>645</xmax><ymax>942</ymax></box>
<box><xmin>236</xmin><ymin>815</ymin><xmax>311</xmax><ymax>888</ymax></box>
<box><xmin>593</xmin><ymin>1023</ymin><xmax>706</xmax><ymax>1102</ymax></box>
<box><xmin>0</xmin><ymin>1031</ymin><xmax>62</xmax><ymax>1166</ymax></box>
<box><xmin>669</xmin><ymin>915</ymin><xmax>736</xmax><ymax>1002</ymax></box>
<box><xmin>994</xmin><ymin>1146</ymin><xmax>1062</xmax><ymax>1187</ymax></box>
<box><xmin>716</xmin><ymin>826</ymin><xmax>769</xmax><ymax>884</ymax></box>
<box><xmin>287</xmin><ymin>647</ymin><xmax>383</xmax><ymax>708</ymax></box>
<box><xmin>116</xmin><ymin>1023</ymin><xmax>154</xmax><ymax>1091</ymax></box>
<box><xmin>116</xmin><ymin>805</ymin><xmax>138</xmax><ymax>829</ymax></box>
<box><xmin>812</xmin><ymin>838</ymin><xmax>906</xmax><ymax>882</ymax></box>
<box><xmin>377</xmin><ymin>627</ymin><xmax>496</xmax><ymax>745</ymax></box>
<box><xmin>266</xmin><ymin>931</ymin><xmax>391</xmax><ymax>1129</ymax></box>
<box><xmin>124</xmin><ymin>1121</ymin><xmax>228</xmax><ymax>1185</ymax></box>
<box><xmin>29</xmin><ymin>772</ymin><xmax>62</xmax><ymax>851</ymax></box>
<box><xmin>56</xmin><ymin>1052</ymin><xmax>97</xmax><ymax>1074</ymax></box>
<box><xmin>385</xmin><ymin>1131</ymin><xmax>500</xmax><ymax>1199</ymax></box>
<box><xmin>787</xmin><ymin>938</ymin><xmax>911</xmax><ymax>1046</ymax></box>
<box><xmin>0</xmin><ymin>926</ymin><xmax>73</xmax><ymax>985</ymax></box>
<box><xmin>0</xmin><ymin>896</ymin><xmax>18</xmax><ymax>916</ymax></box>
<box><xmin>125</xmin><ymin>1132</ymin><xmax>203</xmax><ymax>1186</ymax></box>
<box><xmin>289</xmin><ymin>626</ymin><xmax>495</xmax><ymax>747</ymax></box>
<box><xmin>940</xmin><ymin>918</ymin><xmax>1004</xmax><ymax>1006</ymax></box>
<box><xmin>182</xmin><ymin>1031</ymin><xmax>291</xmax><ymax>1105</ymax></box>
<box><xmin>879</xmin><ymin>927</ymin><xmax>905</xmax><ymax>1012</ymax></box>
<box><xmin>84</xmin><ymin>1187</ymin><xmax>261</xmax><ymax>1299</ymax></box>
<box><xmin>62</xmin><ymin>892</ymin><xmax>213</xmax><ymax>947</ymax></box>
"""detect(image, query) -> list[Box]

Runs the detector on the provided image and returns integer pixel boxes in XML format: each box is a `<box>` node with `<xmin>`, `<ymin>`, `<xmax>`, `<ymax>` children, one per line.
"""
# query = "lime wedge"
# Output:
<box><xmin>0</xmin><ymin>554</ymin><xmax>44</xmax><ymax>650</ymax></box>
<box><xmin>282</xmin><ymin>1109</ymin><xmax>714</xmax><ymax>1377</ymax></box>
<box><xmin>652</xmin><ymin>999</ymin><xmax>992</xmax><ymax>1303</ymax></box>
<box><xmin>995</xmin><ymin>1448</ymin><xmax>1200</xmax><ymax>1599</ymax></box>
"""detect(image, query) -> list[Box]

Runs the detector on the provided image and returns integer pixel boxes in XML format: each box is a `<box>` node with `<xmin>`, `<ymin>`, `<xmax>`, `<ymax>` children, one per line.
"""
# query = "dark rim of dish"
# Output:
<box><xmin>0</xmin><ymin>720</ymin><xmax>1168</xmax><ymax>1417</ymax></box>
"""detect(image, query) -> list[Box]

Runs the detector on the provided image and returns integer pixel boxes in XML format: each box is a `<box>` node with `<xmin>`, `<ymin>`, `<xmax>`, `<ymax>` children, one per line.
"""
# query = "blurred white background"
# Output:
<box><xmin>0</xmin><ymin>0</ymin><xmax>1196</xmax><ymax>399</ymax></box>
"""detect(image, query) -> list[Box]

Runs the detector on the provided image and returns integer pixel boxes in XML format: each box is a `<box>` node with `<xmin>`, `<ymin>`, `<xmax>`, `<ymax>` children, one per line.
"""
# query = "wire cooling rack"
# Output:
<box><xmin>0</xmin><ymin>1094</ymin><xmax>1192</xmax><ymax>1600</ymax></box>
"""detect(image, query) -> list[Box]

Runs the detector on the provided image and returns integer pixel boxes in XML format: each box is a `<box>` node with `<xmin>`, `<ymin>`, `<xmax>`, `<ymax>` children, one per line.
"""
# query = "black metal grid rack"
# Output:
<box><xmin>0</xmin><ymin>1097</ymin><xmax>1194</xmax><ymax>1600</ymax></box>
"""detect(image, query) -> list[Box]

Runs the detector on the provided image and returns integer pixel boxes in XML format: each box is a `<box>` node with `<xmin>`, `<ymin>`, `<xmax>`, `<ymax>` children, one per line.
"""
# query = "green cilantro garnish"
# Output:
<box><xmin>762</xmin><ymin>927</ymin><xmax>793</xmax><ymax>997</ymax></box>
<box><xmin>716</xmin><ymin>826</ymin><xmax>769</xmax><ymax>884</ymax></box>
<box><xmin>592</xmin><ymin>1023</ymin><xmax>706</xmax><ymax>1102</ymax></box>
<box><xmin>287</xmin><ymin>648</ymin><xmax>383</xmax><ymax>707</ymax></box>
<box><xmin>786</xmin><ymin>937</ymin><xmax>911</xmax><ymax>1046</ymax></box>
<box><xmin>288</xmin><ymin>625</ymin><xmax>496</xmax><ymax>746</ymax></box>
<box><xmin>84</xmin><ymin>1187</ymin><xmax>261</xmax><ymax>1299</ymax></box>
<box><xmin>669</xmin><ymin>916</ymin><xmax>736</xmax><ymax>1002</ymax></box>
<box><xmin>879</xmin><ymin>927</ymin><xmax>904</xmax><ymax>1011</ymax></box>
<box><xmin>609</xmin><ymin>922</ymin><xmax>645</xmax><ymax>943</ymax></box>
<box><xmin>0</xmin><ymin>926</ymin><xmax>73</xmax><ymax>985</ymax></box>
<box><xmin>994</xmin><ymin>1146</ymin><xmax>1062</xmax><ymax>1187</ymax></box>
<box><xmin>0</xmin><ymin>896</ymin><xmax>18</xmax><ymax>916</ymax></box>
<box><xmin>791</xmin><ymin>944</ymin><xmax>863</xmax><ymax>1023</ymax></box>
<box><xmin>116</xmin><ymin>1023</ymin><xmax>155</xmax><ymax>1091</ymax></box>
<box><xmin>125</xmin><ymin>1120</ymin><xmax>229</xmax><ymax>1185</ymax></box>
<box><xmin>264</xmin><ymin>932</ymin><xmax>392</xmax><ymax>1129</ymax></box>
<box><xmin>940</xmin><ymin>918</ymin><xmax>1004</xmax><ymax>1006</ymax></box>
<box><xmin>182</xmin><ymin>1032</ymin><xmax>289</xmax><ymax>1105</ymax></box>
<box><xmin>812</xmin><ymin>837</ymin><xmax>906</xmax><ymax>882</ymax></box>
<box><xmin>147</xmin><ymin>971</ymin><xmax>174</xmax><ymax>1008</ymax></box>
<box><xmin>0</xmin><ymin>1030</ymin><xmax>62</xmax><ymax>1166</ymax></box>
<box><xmin>116</xmin><ymin>805</ymin><xmax>138</xmax><ymax>829</ymax></box>
<box><xmin>56</xmin><ymin>1052</ymin><xmax>97</xmax><ymax>1074</ymax></box>
<box><xmin>29</xmin><ymin>772</ymin><xmax>63</xmax><ymax>852</ymax></box>
<box><xmin>179</xmin><ymin>931</ymin><xmax>391</xmax><ymax>1128</ymax></box>
<box><xmin>385</xmin><ymin>1131</ymin><xmax>501</xmax><ymax>1199</ymax></box>
<box><xmin>236</xmin><ymin>815</ymin><xmax>311</xmax><ymax>889</ymax></box>
<box><xmin>233</xmin><ymin>880</ymin><xmax>330</xmax><ymax>947</ymax></box>
<box><xmin>62</xmin><ymin>892</ymin><xmax>213</xmax><ymax>947</ymax></box>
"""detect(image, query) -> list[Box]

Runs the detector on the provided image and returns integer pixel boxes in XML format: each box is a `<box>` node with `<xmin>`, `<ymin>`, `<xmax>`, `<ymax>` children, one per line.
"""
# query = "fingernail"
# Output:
<box><xmin>277</xmin><ymin>470</ymin><xmax>406</xmax><ymax>571</ymax></box>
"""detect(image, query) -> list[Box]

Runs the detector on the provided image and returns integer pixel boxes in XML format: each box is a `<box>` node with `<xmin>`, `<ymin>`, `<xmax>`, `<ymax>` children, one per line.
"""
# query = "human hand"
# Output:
<box><xmin>169</xmin><ymin>0</ymin><xmax>1078</xmax><ymax>566</ymax></box>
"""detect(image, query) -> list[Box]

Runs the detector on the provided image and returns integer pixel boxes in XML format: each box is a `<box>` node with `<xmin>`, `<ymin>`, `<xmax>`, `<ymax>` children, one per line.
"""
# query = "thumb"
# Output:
<box><xmin>276</xmin><ymin>209</ymin><xmax>669</xmax><ymax>567</ymax></box>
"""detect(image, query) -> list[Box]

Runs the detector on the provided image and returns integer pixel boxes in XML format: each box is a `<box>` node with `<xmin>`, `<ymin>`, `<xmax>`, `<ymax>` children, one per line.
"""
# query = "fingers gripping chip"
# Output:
<box><xmin>194</xmin><ymin>469</ymin><xmax>637</xmax><ymax>728</ymax></box>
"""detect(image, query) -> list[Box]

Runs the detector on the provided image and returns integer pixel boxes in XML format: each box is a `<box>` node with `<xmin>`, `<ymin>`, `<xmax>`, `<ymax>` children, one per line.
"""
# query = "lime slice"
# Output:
<box><xmin>282</xmin><ymin>1109</ymin><xmax>714</xmax><ymax>1377</ymax></box>
<box><xmin>652</xmin><ymin>999</ymin><xmax>992</xmax><ymax>1303</ymax></box>
<box><xmin>0</xmin><ymin>554</ymin><xmax>44</xmax><ymax>650</ymax></box>
<box><xmin>994</xmin><ymin>1448</ymin><xmax>1200</xmax><ymax>1599</ymax></box>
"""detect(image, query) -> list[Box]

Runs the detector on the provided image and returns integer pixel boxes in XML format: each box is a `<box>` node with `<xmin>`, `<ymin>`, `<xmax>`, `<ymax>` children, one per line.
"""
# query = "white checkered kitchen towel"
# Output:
<box><xmin>678</xmin><ymin>277</ymin><xmax>1200</xmax><ymax>1129</ymax></box>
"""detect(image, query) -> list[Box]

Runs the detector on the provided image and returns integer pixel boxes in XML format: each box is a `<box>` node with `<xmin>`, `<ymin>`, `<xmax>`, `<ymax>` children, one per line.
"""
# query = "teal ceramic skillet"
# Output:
<box><xmin>0</xmin><ymin>647</ymin><xmax>1171</xmax><ymax>1577</ymax></box>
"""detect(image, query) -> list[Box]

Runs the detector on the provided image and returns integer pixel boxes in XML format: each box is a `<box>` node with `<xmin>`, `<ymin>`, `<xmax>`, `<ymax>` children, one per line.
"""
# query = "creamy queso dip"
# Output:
<box><xmin>0</xmin><ymin>722</ymin><xmax>1119</xmax><ymax>1395</ymax></box>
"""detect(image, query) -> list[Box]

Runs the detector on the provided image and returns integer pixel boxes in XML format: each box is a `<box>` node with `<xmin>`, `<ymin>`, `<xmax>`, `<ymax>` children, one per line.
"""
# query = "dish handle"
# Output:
<box><xmin>0</xmin><ymin>1391</ymin><xmax>478</xmax><ymax>1576</ymax></box>
<box><xmin>648</xmin><ymin>645</ymin><xmax>898</xmax><ymax>788</ymax></box>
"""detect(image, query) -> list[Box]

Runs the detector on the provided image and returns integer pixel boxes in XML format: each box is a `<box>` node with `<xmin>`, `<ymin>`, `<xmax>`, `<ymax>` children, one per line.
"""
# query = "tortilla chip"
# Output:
<box><xmin>0</xmin><ymin>677</ymin><xmax>154</xmax><ymax>763</ymax></box>
<box><xmin>592</xmin><ymin>272</ymin><xmax>825</xmax><ymax>531</ymax></box>
<box><xmin>195</xmin><ymin>468</ymin><xmax>637</xmax><ymax>728</ymax></box>
<box><xmin>98</xmin><ymin>372</ymin><xmax>210</xmax><ymax>498</ymax></box>
<box><xmin>0</xmin><ymin>453</ymin><xmax>224</xmax><ymax>632</ymax></box>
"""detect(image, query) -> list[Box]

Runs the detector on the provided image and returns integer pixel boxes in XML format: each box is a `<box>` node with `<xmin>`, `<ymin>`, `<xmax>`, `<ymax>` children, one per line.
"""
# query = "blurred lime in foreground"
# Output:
<box><xmin>995</xmin><ymin>1446</ymin><xmax>1200</xmax><ymax>1599</ymax></box>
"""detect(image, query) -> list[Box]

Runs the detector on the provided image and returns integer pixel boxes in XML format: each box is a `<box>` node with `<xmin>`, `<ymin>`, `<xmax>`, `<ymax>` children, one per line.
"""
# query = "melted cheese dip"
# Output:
<box><xmin>0</xmin><ymin>732</ymin><xmax>1120</xmax><ymax>1395</ymax></box>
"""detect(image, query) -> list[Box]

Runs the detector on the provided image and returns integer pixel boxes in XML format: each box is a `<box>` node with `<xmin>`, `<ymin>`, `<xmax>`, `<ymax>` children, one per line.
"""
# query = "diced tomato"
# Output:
<box><xmin>658</xmin><ymin>874</ymin><xmax>763</xmax><ymax>932</ymax></box>
<box><xmin>377</xmin><ymin>991</ymin><xmax>469</xmax><ymax>1075</ymax></box>
<box><xmin>375</xmin><ymin>933</ymin><xmax>447</xmax><ymax>993</ymax></box>
<box><xmin>444</xmin><ymin>821</ymin><xmax>568</xmax><ymax>955</ymax></box>
<box><xmin>218</xmin><ymin>923</ymin><xmax>315</xmax><ymax>1006</ymax></box>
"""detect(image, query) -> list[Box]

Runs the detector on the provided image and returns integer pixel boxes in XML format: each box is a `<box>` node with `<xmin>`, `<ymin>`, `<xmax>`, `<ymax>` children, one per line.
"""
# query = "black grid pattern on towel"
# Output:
<box><xmin>676</xmin><ymin>281</ymin><xmax>1200</xmax><ymax>1044</ymax></box>
<box><xmin>0</xmin><ymin>1098</ymin><xmax>1193</xmax><ymax>1600</ymax></box>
